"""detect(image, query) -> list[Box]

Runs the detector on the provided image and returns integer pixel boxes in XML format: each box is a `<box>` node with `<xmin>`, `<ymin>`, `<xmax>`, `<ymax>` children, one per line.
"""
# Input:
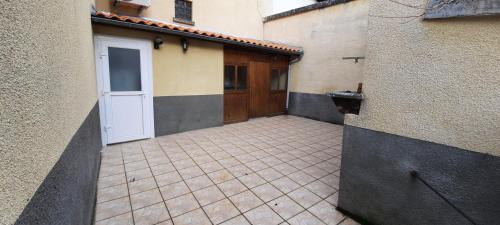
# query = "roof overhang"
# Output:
<box><xmin>91</xmin><ymin>12</ymin><xmax>303</xmax><ymax>57</ymax></box>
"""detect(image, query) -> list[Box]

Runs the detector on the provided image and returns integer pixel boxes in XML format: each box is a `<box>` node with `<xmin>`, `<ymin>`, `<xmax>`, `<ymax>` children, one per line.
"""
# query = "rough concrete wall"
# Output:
<box><xmin>93</xmin><ymin>25</ymin><xmax>224</xmax><ymax>97</ymax></box>
<box><xmin>96</xmin><ymin>0</ymin><xmax>264</xmax><ymax>39</ymax></box>
<box><xmin>346</xmin><ymin>0</ymin><xmax>500</xmax><ymax>156</ymax></box>
<box><xmin>263</xmin><ymin>0</ymin><xmax>369</xmax><ymax>94</ymax></box>
<box><xmin>0</xmin><ymin>0</ymin><xmax>97</xmax><ymax>224</ymax></box>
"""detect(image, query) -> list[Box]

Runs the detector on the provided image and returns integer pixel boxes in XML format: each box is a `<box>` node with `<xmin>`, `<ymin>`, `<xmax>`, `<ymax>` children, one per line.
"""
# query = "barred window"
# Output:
<box><xmin>175</xmin><ymin>0</ymin><xmax>193</xmax><ymax>24</ymax></box>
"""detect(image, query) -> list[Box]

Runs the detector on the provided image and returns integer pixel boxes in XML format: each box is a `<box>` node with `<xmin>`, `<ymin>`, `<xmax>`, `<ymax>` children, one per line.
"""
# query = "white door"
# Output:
<box><xmin>95</xmin><ymin>36</ymin><xmax>154</xmax><ymax>145</ymax></box>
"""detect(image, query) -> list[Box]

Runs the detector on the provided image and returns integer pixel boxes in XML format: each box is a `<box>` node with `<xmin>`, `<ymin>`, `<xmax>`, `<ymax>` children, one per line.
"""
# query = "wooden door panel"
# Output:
<box><xmin>250</xmin><ymin>61</ymin><xmax>270</xmax><ymax>117</ymax></box>
<box><xmin>269</xmin><ymin>92</ymin><xmax>287</xmax><ymax>114</ymax></box>
<box><xmin>224</xmin><ymin>93</ymin><xmax>248</xmax><ymax>123</ymax></box>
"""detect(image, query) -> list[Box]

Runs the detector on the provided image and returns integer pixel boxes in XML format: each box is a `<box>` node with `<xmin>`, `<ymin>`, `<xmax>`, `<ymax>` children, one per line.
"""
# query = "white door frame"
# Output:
<box><xmin>94</xmin><ymin>35</ymin><xmax>155</xmax><ymax>146</ymax></box>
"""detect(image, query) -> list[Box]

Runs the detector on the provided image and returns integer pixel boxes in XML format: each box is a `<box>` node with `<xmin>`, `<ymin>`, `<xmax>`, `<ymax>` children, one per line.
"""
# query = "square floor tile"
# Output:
<box><xmin>185</xmin><ymin>175</ymin><xmax>214</xmax><ymax>191</ymax></box>
<box><xmin>203</xmin><ymin>199</ymin><xmax>240</xmax><ymax>224</ymax></box>
<box><xmin>315</xmin><ymin>161</ymin><xmax>339</xmax><ymax>173</ymax></box>
<box><xmin>150</xmin><ymin>163</ymin><xmax>176</xmax><ymax>176</ymax></box>
<box><xmin>243</xmin><ymin>204</ymin><xmax>283</xmax><ymax>225</ymax></box>
<box><xmin>251</xmin><ymin>183</ymin><xmax>283</xmax><ymax>202</ymax></box>
<box><xmin>325</xmin><ymin>192</ymin><xmax>339</xmax><ymax>206</ymax></box>
<box><xmin>193</xmin><ymin>185</ymin><xmax>226</xmax><ymax>206</ymax></box>
<box><xmin>288</xmin><ymin>159</ymin><xmax>310</xmax><ymax>170</ymax></box>
<box><xmin>165</xmin><ymin>193</ymin><xmax>200</xmax><ymax>217</ymax></box>
<box><xmin>234</xmin><ymin>154</ymin><xmax>258</xmax><ymax>164</ymax></box>
<box><xmin>128</xmin><ymin>177</ymin><xmax>157</xmax><ymax>195</ymax></box>
<box><xmin>98</xmin><ymin>173</ymin><xmax>126</xmax><ymax>189</ymax></box>
<box><xmin>267</xmin><ymin>195</ymin><xmax>304</xmax><ymax>220</ymax></box>
<box><xmin>130</xmin><ymin>188</ymin><xmax>163</xmax><ymax>210</ymax></box>
<box><xmin>156</xmin><ymin>171</ymin><xmax>182</xmax><ymax>187</ymax></box>
<box><xmin>133</xmin><ymin>202</ymin><xmax>170</xmax><ymax>225</ymax></box>
<box><xmin>218</xmin><ymin>179</ymin><xmax>249</xmax><ymax>197</ymax></box>
<box><xmin>287</xmin><ymin>187</ymin><xmax>321</xmax><ymax>209</ymax></box>
<box><xmin>305</xmin><ymin>180</ymin><xmax>336</xmax><ymax>198</ymax></box>
<box><xmin>159</xmin><ymin>181</ymin><xmax>190</xmax><ymax>200</ymax></box>
<box><xmin>208</xmin><ymin>169</ymin><xmax>235</xmax><ymax>184</ymax></box>
<box><xmin>147</xmin><ymin>157</ymin><xmax>171</xmax><ymax>167</ymax></box>
<box><xmin>172</xmin><ymin>158</ymin><xmax>197</xmax><ymax>170</ymax></box>
<box><xmin>272</xmin><ymin>163</ymin><xmax>298</xmax><ymax>176</ymax></box>
<box><xmin>245</xmin><ymin>160</ymin><xmax>269</xmax><ymax>172</ymax></box>
<box><xmin>238</xmin><ymin>173</ymin><xmax>266</xmax><ymax>188</ymax></box>
<box><xmin>172</xmin><ymin>208</ymin><xmax>211</xmax><ymax>225</ymax></box>
<box><xmin>199</xmin><ymin>161</ymin><xmax>224</xmax><ymax>173</ymax></box>
<box><xmin>100</xmin><ymin>165</ymin><xmax>125</xmax><ymax>177</ymax></box>
<box><xmin>303</xmin><ymin>166</ymin><xmax>329</xmax><ymax>179</ymax></box>
<box><xmin>320</xmin><ymin>174</ymin><xmax>340</xmax><ymax>189</ymax></box>
<box><xmin>260</xmin><ymin>156</ymin><xmax>283</xmax><ymax>167</ymax></box>
<box><xmin>192</xmin><ymin>155</ymin><xmax>215</xmax><ymax>165</ymax></box>
<box><xmin>220</xmin><ymin>215</ymin><xmax>251</xmax><ymax>225</ymax></box>
<box><xmin>124</xmin><ymin>153</ymin><xmax>145</xmax><ymax>164</ymax></box>
<box><xmin>287</xmin><ymin>171</ymin><xmax>316</xmax><ymax>186</ymax></box>
<box><xmin>125</xmin><ymin>160</ymin><xmax>149</xmax><ymax>172</ymax></box>
<box><xmin>229</xmin><ymin>190</ymin><xmax>264</xmax><ymax>212</ymax></box>
<box><xmin>97</xmin><ymin>182</ymin><xmax>129</xmax><ymax>203</ymax></box>
<box><xmin>179</xmin><ymin>166</ymin><xmax>205</xmax><ymax>180</ymax></box>
<box><xmin>288</xmin><ymin>211</ymin><xmax>325</xmax><ymax>225</ymax></box>
<box><xmin>218</xmin><ymin>157</ymin><xmax>241</xmax><ymax>168</ymax></box>
<box><xmin>257</xmin><ymin>168</ymin><xmax>284</xmax><ymax>182</ymax></box>
<box><xmin>271</xmin><ymin>177</ymin><xmax>300</xmax><ymax>194</ymax></box>
<box><xmin>126</xmin><ymin>168</ymin><xmax>153</xmax><ymax>182</ymax></box>
<box><xmin>95</xmin><ymin>212</ymin><xmax>133</xmax><ymax>225</ymax></box>
<box><xmin>309</xmin><ymin>200</ymin><xmax>345</xmax><ymax>225</ymax></box>
<box><xmin>227</xmin><ymin>164</ymin><xmax>253</xmax><ymax>177</ymax></box>
<box><xmin>95</xmin><ymin>197</ymin><xmax>131</xmax><ymax>221</ymax></box>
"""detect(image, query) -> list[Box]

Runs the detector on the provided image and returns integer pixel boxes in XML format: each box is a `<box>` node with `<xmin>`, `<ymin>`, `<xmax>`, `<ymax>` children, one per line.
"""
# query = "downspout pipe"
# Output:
<box><xmin>286</xmin><ymin>53</ymin><xmax>303</xmax><ymax>113</ymax></box>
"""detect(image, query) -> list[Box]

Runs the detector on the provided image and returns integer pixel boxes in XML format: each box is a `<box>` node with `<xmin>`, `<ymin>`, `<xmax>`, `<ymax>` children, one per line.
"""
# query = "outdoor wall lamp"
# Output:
<box><xmin>181</xmin><ymin>38</ymin><xmax>189</xmax><ymax>53</ymax></box>
<box><xmin>153</xmin><ymin>37</ymin><xmax>164</xmax><ymax>49</ymax></box>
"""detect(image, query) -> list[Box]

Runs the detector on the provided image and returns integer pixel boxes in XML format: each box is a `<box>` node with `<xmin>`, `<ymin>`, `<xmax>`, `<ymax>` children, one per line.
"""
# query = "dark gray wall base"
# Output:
<box><xmin>338</xmin><ymin>125</ymin><xmax>500</xmax><ymax>225</ymax></box>
<box><xmin>154</xmin><ymin>95</ymin><xmax>223</xmax><ymax>136</ymax></box>
<box><xmin>15</xmin><ymin>103</ymin><xmax>102</xmax><ymax>225</ymax></box>
<box><xmin>288</xmin><ymin>92</ymin><xmax>344</xmax><ymax>124</ymax></box>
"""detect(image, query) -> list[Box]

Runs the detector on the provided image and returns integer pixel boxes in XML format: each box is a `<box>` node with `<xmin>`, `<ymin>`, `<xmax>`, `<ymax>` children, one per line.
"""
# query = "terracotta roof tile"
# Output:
<box><xmin>92</xmin><ymin>11</ymin><xmax>302</xmax><ymax>54</ymax></box>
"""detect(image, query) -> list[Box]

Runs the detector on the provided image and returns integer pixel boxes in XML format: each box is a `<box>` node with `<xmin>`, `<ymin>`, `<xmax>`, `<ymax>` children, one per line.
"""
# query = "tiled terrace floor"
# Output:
<box><xmin>95</xmin><ymin>115</ymin><xmax>359</xmax><ymax>225</ymax></box>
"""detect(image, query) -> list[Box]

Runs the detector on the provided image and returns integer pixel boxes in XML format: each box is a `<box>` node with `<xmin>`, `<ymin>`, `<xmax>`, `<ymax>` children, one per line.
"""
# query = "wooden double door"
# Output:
<box><xmin>224</xmin><ymin>48</ymin><xmax>289</xmax><ymax>123</ymax></box>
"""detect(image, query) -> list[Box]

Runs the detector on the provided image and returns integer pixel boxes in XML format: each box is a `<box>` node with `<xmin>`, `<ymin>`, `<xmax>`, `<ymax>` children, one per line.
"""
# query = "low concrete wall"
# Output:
<box><xmin>14</xmin><ymin>104</ymin><xmax>102</xmax><ymax>225</ymax></box>
<box><xmin>288</xmin><ymin>92</ymin><xmax>344</xmax><ymax>124</ymax></box>
<box><xmin>154</xmin><ymin>95</ymin><xmax>223</xmax><ymax>136</ymax></box>
<box><xmin>339</xmin><ymin>125</ymin><xmax>500</xmax><ymax>225</ymax></box>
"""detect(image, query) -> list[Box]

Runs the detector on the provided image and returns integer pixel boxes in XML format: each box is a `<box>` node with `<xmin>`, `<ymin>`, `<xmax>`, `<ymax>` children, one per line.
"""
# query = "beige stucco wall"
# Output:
<box><xmin>263</xmin><ymin>0</ymin><xmax>369</xmax><ymax>94</ymax></box>
<box><xmin>93</xmin><ymin>25</ymin><xmax>223</xmax><ymax>96</ymax></box>
<box><xmin>0</xmin><ymin>0</ymin><xmax>97</xmax><ymax>224</ymax></box>
<box><xmin>346</xmin><ymin>0</ymin><xmax>500</xmax><ymax>156</ymax></box>
<box><xmin>96</xmin><ymin>0</ymin><xmax>264</xmax><ymax>39</ymax></box>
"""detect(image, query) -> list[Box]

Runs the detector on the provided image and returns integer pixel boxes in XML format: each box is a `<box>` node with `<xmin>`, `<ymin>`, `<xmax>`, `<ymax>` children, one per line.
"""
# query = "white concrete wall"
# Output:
<box><xmin>346</xmin><ymin>0</ymin><xmax>500</xmax><ymax>156</ymax></box>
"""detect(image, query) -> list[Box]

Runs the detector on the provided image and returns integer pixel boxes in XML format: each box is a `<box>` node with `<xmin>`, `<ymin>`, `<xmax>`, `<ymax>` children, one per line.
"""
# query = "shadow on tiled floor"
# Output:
<box><xmin>95</xmin><ymin>115</ymin><xmax>359</xmax><ymax>225</ymax></box>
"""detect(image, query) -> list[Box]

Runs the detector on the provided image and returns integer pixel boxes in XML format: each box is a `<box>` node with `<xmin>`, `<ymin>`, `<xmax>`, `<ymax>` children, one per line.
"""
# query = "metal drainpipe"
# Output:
<box><xmin>286</xmin><ymin>54</ymin><xmax>303</xmax><ymax>112</ymax></box>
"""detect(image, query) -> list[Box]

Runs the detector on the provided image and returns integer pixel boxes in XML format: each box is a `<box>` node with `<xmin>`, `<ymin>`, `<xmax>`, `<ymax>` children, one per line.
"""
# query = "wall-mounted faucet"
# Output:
<box><xmin>342</xmin><ymin>56</ymin><xmax>365</xmax><ymax>63</ymax></box>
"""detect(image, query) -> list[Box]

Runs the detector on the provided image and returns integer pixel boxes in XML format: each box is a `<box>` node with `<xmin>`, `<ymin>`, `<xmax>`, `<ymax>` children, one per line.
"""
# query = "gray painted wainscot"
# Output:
<box><xmin>15</xmin><ymin>103</ymin><xmax>102</xmax><ymax>225</ymax></box>
<box><xmin>288</xmin><ymin>92</ymin><xmax>344</xmax><ymax>124</ymax></box>
<box><xmin>338</xmin><ymin>125</ymin><xmax>500</xmax><ymax>225</ymax></box>
<box><xmin>154</xmin><ymin>95</ymin><xmax>224</xmax><ymax>136</ymax></box>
